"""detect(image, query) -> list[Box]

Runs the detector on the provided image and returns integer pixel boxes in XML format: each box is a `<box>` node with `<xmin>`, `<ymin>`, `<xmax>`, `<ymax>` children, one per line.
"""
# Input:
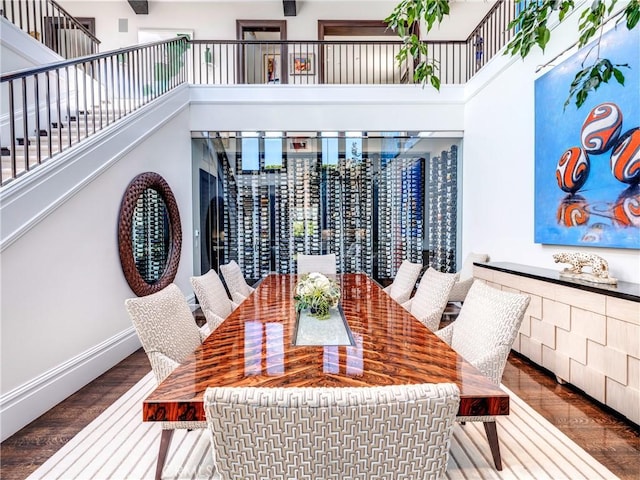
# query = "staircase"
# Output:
<box><xmin>1</xmin><ymin>104</ymin><xmax>132</xmax><ymax>184</ymax></box>
<box><xmin>1</xmin><ymin>33</ymin><xmax>189</xmax><ymax>187</ymax></box>
<box><xmin>0</xmin><ymin>0</ymin><xmax>100</xmax><ymax>59</ymax></box>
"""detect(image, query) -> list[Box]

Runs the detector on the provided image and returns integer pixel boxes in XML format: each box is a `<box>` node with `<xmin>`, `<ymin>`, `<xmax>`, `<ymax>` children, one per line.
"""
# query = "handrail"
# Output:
<box><xmin>0</xmin><ymin>37</ymin><xmax>189</xmax><ymax>187</ymax></box>
<box><xmin>464</xmin><ymin>0</ymin><xmax>516</xmax><ymax>75</ymax></box>
<box><xmin>189</xmin><ymin>39</ymin><xmax>466</xmax><ymax>45</ymax></box>
<box><xmin>466</xmin><ymin>0</ymin><xmax>508</xmax><ymax>42</ymax></box>
<box><xmin>46</xmin><ymin>0</ymin><xmax>100</xmax><ymax>43</ymax></box>
<box><xmin>1</xmin><ymin>37</ymin><xmax>191</xmax><ymax>81</ymax></box>
<box><xmin>1</xmin><ymin>0</ymin><xmax>100</xmax><ymax>58</ymax></box>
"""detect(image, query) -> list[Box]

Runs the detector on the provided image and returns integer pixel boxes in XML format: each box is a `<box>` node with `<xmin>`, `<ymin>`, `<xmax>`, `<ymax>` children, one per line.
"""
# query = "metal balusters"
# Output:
<box><xmin>87</xmin><ymin>60</ymin><xmax>97</xmax><ymax>135</ymax></box>
<box><xmin>8</xmin><ymin>81</ymin><xmax>17</xmax><ymax>182</ymax></box>
<box><xmin>45</xmin><ymin>71</ymin><xmax>52</xmax><ymax>160</ymax></box>
<box><xmin>33</xmin><ymin>73</ymin><xmax>41</xmax><ymax>167</ymax></box>
<box><xmin>17</xmin><ymin>0</ymin><xmax>22</xmax><ymax>33</ymax></box>
<box><xmin>1</xmin><ymin>37</ymin><xmax>188</xmax><ymax>185</ymax></box>
<box><xmin>55</xmin><ymin>70</ymin><xmax>62</xmax><ymax>153</ymax></box>
<box><xmin>21</xmin><ymin>78</ymin><xmax>28</xmax><ymax>165</ymax></box>
<box><xmin>79</xmin><ymin>62</ymin><xmax>86</xmax><ymax>135</ymax></box>
<box><xmin>74</xmin><ymin>64</ymin><xmax>80</xmax><ymax>144</ymax></box>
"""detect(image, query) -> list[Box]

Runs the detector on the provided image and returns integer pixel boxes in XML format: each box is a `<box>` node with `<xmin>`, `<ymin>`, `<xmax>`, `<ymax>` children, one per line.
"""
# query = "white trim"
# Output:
<box><xmin>189</xmin><ymin>84</ymin><xmax>466</xmax><ymax>106</ymax></box>
<box><xmin>0</xmin><ymin>328</ymin><xmax>141</xmax><ymax>442</ymax></box>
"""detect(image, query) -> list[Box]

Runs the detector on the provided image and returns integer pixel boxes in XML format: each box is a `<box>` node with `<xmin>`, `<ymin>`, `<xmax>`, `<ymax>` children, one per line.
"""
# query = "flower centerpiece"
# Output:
<box><xmin>294</xmin><ymin>272</ymin><xmax>341</xmax><ymax>320</ymax></box>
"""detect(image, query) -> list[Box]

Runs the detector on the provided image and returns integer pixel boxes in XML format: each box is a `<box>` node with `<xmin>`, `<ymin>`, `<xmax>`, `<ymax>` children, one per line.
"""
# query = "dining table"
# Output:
<box><xmin>143</xmin><ymin>273</ymin><xmax>509</xmax><ymax>424</ymax></box>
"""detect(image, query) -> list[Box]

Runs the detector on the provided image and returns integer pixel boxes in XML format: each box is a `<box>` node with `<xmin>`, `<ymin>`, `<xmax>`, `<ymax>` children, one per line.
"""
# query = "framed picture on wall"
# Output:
<box><xmin>290</xmin><ymin>53</ymin><xmax>315</xmax><ymax>75</ymax></box>
<box><xmin>264</xmin><ymin>54</ymin><xmax>281</xmax><ymax>83</ymax></box>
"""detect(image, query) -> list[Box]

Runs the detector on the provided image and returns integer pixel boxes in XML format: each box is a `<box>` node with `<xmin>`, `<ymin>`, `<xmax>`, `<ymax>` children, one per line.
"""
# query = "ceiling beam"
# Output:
<box><xmin>283</xmin><ymin>0</ymin><xmax>297</xmax><ymax>17</ymax></box>
<box><xmin>128</xmin><ymin>1</ymin><xmax>148</xmax><ymax>14</ymax></box>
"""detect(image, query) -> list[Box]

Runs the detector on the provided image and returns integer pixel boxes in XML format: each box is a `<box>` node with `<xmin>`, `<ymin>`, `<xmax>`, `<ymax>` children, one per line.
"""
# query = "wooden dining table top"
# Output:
<box><xmin>143</xmin><ymin>273</ymin><xmax>509</xmax><ymax>422</ymax></box>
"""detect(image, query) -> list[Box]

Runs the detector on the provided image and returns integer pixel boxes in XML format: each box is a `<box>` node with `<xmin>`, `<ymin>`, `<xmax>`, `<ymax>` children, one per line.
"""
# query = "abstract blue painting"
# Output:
<box><xmin>534</xmin><ymin>25</ymin><xmax>639</xmax><ymax>249</ymax></box>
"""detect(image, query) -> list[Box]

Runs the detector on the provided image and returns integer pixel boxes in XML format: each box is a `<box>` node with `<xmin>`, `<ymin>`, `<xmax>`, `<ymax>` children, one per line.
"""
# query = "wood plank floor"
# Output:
<box><xmin>1</xmin><ymin>349</ymin><xmax>638</xmax><ymax>479</ymax></box>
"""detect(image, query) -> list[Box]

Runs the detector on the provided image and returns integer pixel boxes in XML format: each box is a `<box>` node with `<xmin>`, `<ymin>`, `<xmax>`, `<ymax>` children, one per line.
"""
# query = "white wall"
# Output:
<box><xmin>189</xmin><ymin>84</ymin><xmax>465</xmax><ymax>132</ymax></box>
<box><xmin>0</xmin><ymin>17</ymin><xmax>63</xmax><ymax>74</ymax></box>
<box><xmin>58</xmin><ymin>0</ymin><xmax>493</xmax><ymax>52</ymax></box>
<box><xmin>462</xmin><ymin>7</ymin><xmax>640</xmax><ymax>283</ymax></box>
<box><xmin>0</xmin><ymin>88</ymin><xmax>193</xmax><ymax>440</ymax></box>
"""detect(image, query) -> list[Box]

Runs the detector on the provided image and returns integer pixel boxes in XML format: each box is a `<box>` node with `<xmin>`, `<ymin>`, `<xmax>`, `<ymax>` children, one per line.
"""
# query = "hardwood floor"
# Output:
<box><xmin>502</xmin><ymin>353</ymin><xmax>639</xmax><ymax>479</ymax></box>
<box><xmin>0</xmin><ymin>350</ymin><xmax>151</xmax><ymax>480</ymax></box>
<box><xmin>1</xmin><ymin>349</ymin><xmax>638</xmax><ymax>480</ymax></box>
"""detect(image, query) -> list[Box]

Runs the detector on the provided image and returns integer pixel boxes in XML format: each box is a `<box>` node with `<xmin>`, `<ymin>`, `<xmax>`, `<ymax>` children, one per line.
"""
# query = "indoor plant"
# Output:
<box><xmin>294</xmin><ymin>272</ymin><xmax>341</xmax><ymax>320</ymax></box>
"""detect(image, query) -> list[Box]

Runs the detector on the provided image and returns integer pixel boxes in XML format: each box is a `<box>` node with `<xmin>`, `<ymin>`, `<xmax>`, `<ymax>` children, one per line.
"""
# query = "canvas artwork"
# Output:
<box><xmin>290</xmin><ymin>53</ymin><xmax>315</xmax><ymax>75</ymax></box>
<box><xmin>534</xmin><ymin>25</ymin><xmax>640</xmax><ymax>249</ymax></box>
<box><xmin>264</xmin><ymin>54</ymin><xmax>280</xmax><ymax>83</ymax></box>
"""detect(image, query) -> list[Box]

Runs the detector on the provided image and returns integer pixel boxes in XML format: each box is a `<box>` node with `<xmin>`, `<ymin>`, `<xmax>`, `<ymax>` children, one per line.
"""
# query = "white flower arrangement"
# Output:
<box><xmin>294</xmin><ymin>272</ymin><xmax>341</xmax><ymax>320</ymax></box>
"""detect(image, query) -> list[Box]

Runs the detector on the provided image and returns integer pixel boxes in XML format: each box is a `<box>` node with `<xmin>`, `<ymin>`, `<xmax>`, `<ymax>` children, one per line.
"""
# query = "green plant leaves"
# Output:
<box><xmin>624</xmin><ymin>0</ymin><xmax>640</xmax><ymax>28</ymax></box>
<box><xmin>386</xmin><ymin>0</ymin><xmax>450</xmax><ymax>90</ymax></box>
<box><xmin>564</xmin><ymin>58</ymin><xmax>629</xmax><ymax>108</ymax></box>
<box><xmin>386</xmin><ymin>0</ymin><xmax>636</xmax><ymax>105</ymax></box>
<box><xmin>506</xmin><ymin>0</ymin><xmax>636</xmax><ymax>109</ymax></box>
<box><xmin>506</xmin><ymin>0</ymin><xmax>563</xmax><ymax>56</ymax></box>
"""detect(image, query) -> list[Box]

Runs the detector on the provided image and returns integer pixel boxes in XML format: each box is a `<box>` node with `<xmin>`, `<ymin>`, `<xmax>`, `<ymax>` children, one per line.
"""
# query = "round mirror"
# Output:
<box><xmin>118</xmin><ymin>172</ymin><xmax>182</xmax><ymax>296</ymax></box>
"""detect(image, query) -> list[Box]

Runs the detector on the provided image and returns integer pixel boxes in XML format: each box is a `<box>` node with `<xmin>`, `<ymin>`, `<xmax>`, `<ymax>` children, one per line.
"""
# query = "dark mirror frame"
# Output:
<box><xmin>118</xmin><ymin>172</ymin><xmax>182</xmax><ymax>296</ymax></box>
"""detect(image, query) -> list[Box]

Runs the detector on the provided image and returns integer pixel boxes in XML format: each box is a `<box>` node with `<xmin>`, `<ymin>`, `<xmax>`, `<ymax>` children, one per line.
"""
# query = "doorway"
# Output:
<box><xmin>317</xmin><ymin>20</ymin><xmax>417</xmax><ymax>84</ymax></box>
<box><xmin>236</xmin><ymin>20</ymin><xmax>287</xmax><ymax>84</ymax></box>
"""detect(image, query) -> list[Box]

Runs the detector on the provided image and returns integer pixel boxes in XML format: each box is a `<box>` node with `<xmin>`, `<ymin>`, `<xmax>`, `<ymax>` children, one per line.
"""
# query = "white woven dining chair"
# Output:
<box><xmin>190</xmin><ymin>269</ymin><xmax>237</xmax><ymax>332</ymax></box>
<box><xmin>204</xmin><ymin>382</ymin><xmax>460</xmax><ymax>480</ymax></box>
<box><xmin>436</xmin><ymin>280</ymin><xmax>530</xmax><ymax>470</ymax></box>
<box><xmin>382</xmin><ymin>259</ymin><xmax>422</xmax><ymax>304</ymax></box>
<box><xmin>124</xmin><ymin>283</ymin><xmax>208</xmax><ymax>480</ymax></box>
<box><xmin>297</xmin><ymin>253</ymin><xmax>337</xmax><ymax>275</ymax></box>
<box><xmin>402</xmin><ymin>267</ymin><xmax>458</xmax><ymax>330</ymax></box>
<box><xmin>219</xmin><ymin>260</ymin><xmax>255</xmax><ymax>304</ymax></box>
<box><xmin>448</xmin><ymin>252</ymin><xmax>489</xmax><ymax>303</ymax></box>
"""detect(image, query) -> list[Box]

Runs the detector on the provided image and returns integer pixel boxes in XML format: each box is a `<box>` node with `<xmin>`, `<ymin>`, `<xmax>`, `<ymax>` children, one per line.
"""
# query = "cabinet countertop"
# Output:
<box><xmin>474</xmin><ymin>262</ymin><xmax>640</xmax><ymax>302</ymax></box>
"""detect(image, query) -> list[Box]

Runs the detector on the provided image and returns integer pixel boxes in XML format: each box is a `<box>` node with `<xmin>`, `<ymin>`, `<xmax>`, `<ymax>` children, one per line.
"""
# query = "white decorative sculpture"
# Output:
<box><xmin>552</xmin><ymin>252</ymin><xmax>617</xmax><ymax>285</ymax></box>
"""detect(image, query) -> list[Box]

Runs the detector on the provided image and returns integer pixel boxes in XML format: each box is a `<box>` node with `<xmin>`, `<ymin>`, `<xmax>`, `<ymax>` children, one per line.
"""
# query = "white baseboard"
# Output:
<box><xmin>0</xmin><ymin>328</ymin><xmax>141</xmax><ymax>442</ymax></box>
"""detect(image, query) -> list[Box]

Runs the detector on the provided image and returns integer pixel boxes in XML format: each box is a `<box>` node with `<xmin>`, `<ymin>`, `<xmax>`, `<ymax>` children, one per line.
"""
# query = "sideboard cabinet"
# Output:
<box><xmin>473</xmin><ymin>262</ymin><xmax>639</xmax><ymax>425</ymax></box>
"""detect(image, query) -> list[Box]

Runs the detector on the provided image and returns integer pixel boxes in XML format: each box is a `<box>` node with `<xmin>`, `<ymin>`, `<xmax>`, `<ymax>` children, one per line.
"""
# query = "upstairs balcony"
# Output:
<box><xmin>1</xmin><ymin>1</ymin><xmax>516</xmax><ymax>187</ymax></box>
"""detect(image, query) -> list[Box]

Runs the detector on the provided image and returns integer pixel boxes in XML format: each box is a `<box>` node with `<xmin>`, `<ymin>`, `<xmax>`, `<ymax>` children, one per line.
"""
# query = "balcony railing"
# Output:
<box><xmin>1</xmin><ymin>1</ymin><xmax>517</xmax><ymax>187</ymax></box>
<box><xmin>189</xmin><ymin>39</ymin><xmax>475</xmax><ymax>85</ymax></box>
<box><xmin>185</xmin><ymin>1</ymin><xmax>515</xmax><ymax>86</ymax></box>
<box><xmin>1</xmin><ymin>0</ymin><xmax>100</xmax><ymax>58</ymax></box>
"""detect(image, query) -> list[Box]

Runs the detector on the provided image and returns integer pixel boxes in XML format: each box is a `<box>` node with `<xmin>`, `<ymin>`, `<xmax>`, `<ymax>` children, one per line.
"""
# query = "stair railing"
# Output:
<box><xmin>1</xmin><ymin>0</ymin><xmax>101</xmax><ymax>58</ymax></box>
<box><xmin>0</xmin><ymin>36</ymin><xmax>189</xmax><ymax>186</ymax></box>
<box><xmin>465</xmin><ymin>0</ymin><xmax>516</xmax><ymax>77</ymax></box>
